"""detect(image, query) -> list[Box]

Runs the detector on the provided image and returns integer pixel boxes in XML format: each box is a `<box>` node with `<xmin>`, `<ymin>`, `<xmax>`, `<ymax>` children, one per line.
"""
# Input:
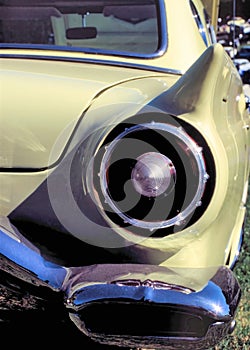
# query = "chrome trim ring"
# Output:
<box><xmin>99</xmin><ymin>122</ymin><xmax>209</xmax><ymax>230</ymax></box>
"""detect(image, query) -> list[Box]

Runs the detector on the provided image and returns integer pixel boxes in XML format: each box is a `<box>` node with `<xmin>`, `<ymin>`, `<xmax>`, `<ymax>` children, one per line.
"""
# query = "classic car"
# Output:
<box><xmin>233</xmin><ymin>58</ymin><xmax>250</xmax><ymax>84</ymax></box>
<box><xmin>0</xmin><ymin>0</ymin><xmax>249</xmax><ymax>349</ymax></box>
<box><xmin>236</xmin><ymin>44</ymin><xmax>250</xmax><ymax>61</ymax></box>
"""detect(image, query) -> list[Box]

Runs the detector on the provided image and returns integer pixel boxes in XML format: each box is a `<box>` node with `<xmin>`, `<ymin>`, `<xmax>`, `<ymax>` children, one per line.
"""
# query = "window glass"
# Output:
<box><xmin>0</xmin><ymin>0</ymin><xmax>161</xmax><ymax>56</ymax></box>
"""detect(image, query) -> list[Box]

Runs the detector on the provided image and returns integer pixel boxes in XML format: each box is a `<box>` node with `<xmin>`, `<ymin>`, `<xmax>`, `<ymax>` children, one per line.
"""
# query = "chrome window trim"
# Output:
<box><xmin>190</xmin><ymin>0</ymin><xmax>208</xmax><ymax>46</ymax></box>
<box><xmin>0</xmin><ymin>51</ymin><xmax>183</xmax><ymax>78</ymax></box>
<box><xmin>204</xmin><ymin>8</ymin><xmax>217</xmax><ymax>44</ymax></box>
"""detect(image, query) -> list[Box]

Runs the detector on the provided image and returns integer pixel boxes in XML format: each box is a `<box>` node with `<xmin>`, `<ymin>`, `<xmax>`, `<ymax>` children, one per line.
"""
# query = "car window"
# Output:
<box><xmin>0</xmin><ymin>0</ymin><xmax>163</xmax><ymax>57</ymax></box>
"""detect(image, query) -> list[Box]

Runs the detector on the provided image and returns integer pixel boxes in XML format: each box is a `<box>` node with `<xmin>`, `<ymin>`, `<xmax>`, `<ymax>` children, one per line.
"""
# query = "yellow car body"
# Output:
<box><xmin>0</xmin><ymin>0</ymin><xmax>249</xmax><ymax>349</ymax></box>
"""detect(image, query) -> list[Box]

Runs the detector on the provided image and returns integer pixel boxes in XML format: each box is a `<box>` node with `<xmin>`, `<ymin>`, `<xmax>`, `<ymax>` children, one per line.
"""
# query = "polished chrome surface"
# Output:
<box><xmin>0</xmin><ymin>220</ymin><xmax>241</xmax><ymax>350</ymax></box>
<box><xmin>131</xmin><ymin>152</ymin><xmax>176</xmax><ymax>197</ymax></box>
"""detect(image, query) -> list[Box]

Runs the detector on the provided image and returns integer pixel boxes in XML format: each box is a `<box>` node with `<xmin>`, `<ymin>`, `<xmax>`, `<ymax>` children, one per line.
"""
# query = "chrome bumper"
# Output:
<box><xmin>64</xmin><ymin>264</ymin><xmax>240</xmax><ymax>349</ymax></box>
<box><xmin>0</xmin><ymin>222</ymin><xmax>241</xmax><ymax>349</ymax></box>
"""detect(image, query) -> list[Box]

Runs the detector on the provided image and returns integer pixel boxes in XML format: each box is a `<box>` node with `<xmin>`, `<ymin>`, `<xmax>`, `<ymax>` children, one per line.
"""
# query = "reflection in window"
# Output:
<box><xmin>0</xmin><ymin>1</ymin><xmax>161</xmax><ymax>56</ymax></box>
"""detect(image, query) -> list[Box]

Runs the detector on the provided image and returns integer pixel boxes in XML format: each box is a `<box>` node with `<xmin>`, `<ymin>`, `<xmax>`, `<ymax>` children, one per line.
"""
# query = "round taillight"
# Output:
<box><xmin>97</xmin><ymin>121</ymin><xmax>209</xmax><ymax>232</ymax></box>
